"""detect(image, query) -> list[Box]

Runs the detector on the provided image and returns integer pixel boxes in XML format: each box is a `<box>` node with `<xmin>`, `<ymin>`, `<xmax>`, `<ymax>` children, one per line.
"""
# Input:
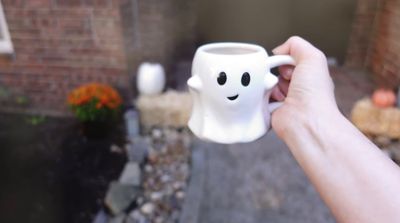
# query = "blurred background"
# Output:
<box><xmin>0</xmin><ymin>0</ymin><xmax>399</xmax><ymax>222</ymax></box>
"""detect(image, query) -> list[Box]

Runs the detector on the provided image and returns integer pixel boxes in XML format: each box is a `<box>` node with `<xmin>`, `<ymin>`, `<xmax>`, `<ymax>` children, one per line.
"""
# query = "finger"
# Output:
<box><xmin>272</xmin><ymin>36</ymin><xmax>326</xmax><ymax>63</ymax></box>
<box><xmin>278</xmin><ymin>65</ymin><xmax>294</xmax><ymax>80</ymax></box>
<box><xmin>278</xmin><ymin>76</ymin><xmax>290</xmax><ymax>96</ymax></box>
<box><xmin>271</xmin><ymin>87</ymin><xmax>285</xmax><ymax>102</ymax></box>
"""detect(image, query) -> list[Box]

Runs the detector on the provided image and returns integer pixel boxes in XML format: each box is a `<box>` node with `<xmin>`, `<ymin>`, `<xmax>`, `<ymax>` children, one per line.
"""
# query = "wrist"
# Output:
<box><xmin>279</xmin><ymin>103</ymin><xmax>344</xmax><ymax>144</ymax></box>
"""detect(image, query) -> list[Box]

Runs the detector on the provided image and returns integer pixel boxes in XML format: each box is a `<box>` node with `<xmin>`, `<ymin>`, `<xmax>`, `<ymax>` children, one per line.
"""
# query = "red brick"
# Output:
<box><xmin>25</xmin><ymin>0</ymin><xmax>52</xmax><ymax>8</ymax></box>
<box><xmin>55</xmin><ymin>0</ymin><xmax>83</xmax><ymax>7</ymax></box>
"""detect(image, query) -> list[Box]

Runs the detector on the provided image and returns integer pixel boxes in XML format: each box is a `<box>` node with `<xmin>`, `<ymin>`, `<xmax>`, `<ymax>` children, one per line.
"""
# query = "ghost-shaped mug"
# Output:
<box><xmin>187</xmin><ymin>42</ymin><xmax>295</xmax><ymax>144</ymax></box>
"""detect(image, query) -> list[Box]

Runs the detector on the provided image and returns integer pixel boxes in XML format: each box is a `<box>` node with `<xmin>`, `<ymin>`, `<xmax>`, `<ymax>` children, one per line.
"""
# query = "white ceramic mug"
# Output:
<box><xmin>187</xmin><ymin>42</ymin><xmax>295</xmax><ymax>144</ymax></box>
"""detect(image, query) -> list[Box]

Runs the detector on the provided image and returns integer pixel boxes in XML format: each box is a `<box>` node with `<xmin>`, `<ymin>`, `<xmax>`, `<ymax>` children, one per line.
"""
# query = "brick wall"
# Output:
<box><xmin>346</xmin><ymin>0</ymin><xmax>400</xmax><ymax>88</ymax></box>
<box><xmin>120</xmin><ymin>0</ymin><xmax>197</xmax><ymax>93</ymax></box>
<box><xmin>0</xmin><ymin>0</ymin><xmax>196</xmax><ymax>116</ymax></box>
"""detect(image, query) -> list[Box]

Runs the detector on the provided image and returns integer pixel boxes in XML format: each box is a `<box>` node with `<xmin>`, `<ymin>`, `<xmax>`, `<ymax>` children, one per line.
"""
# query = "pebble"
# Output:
<box><xmin>119</xmin><ymin>162</ymin><xmax>141</xmax><ymax>186</ymax></box>
<box><xmin>140</xmin><ymin>203</ymin><xmax>155</xmax><ymax>215</ymax></box>
<box><xmin>175</xmin><ymin>191</ymin><xmax>185</xmax><ymax>199</ymax></box>
<box><xmin>110</xmin><ymin>144</ymin><xmax>123</xmax><ymax>154</ymax></box>
<box><xmin>160</xmin><ymin>174</ymin><xmax>171</xmax><ymax>183</ymax></box>
<box><xmin>154</xmin><ymin>216</ymin><xmax>164</xmax><ymax>223</ymax></box>
<box><xmin>123</xmin><ymin>128</ymin><xmax>191</xmax><ymax>223</ymax></box>
<box><xmin>150</xmin><ymin>191</ymin><xmax>164</xmax><ymax>201</ymax></box>
<box><xmin>144</xmin><ymin>165</ymin><xmax>153</xmax><ymax>173</ymax></box>
<box><xmin>152</xmin><ymin>128</ymin><xmax>163</xmax><ymax>139</ymax></box>
<box><xmin>172</xmin><ymin>181</ymin><xmax>184</xmax><ymax>190</ymax></box>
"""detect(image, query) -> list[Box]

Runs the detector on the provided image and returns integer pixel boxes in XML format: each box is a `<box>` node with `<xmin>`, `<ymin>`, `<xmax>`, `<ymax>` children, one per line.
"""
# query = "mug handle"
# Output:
<box><xmin>266</xmin><ymin>55</ymin><xmax>296</xmax><ymax>113</ymax></box>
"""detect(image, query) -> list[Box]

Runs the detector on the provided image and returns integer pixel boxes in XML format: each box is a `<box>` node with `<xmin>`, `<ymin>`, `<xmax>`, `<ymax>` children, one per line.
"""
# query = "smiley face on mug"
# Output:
<box><xmin>200</xmin><ymin>59</ymin><xmax>266</xmax><ymax>108</ymax></box>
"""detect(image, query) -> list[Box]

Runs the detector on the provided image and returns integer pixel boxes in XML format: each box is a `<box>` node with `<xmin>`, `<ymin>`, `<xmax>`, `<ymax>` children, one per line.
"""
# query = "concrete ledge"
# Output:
<box><xmin>179</xmin><ymin>139</ymin><xmax>206</xmax><ymax>223</ymax></box>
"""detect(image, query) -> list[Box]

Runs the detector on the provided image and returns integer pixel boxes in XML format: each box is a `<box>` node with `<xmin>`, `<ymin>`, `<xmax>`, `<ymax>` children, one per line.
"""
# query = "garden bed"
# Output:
<box><xmin>0</xmin><ymin>113</ymin><xmax>126</xmax><ymax>223</ymax></box>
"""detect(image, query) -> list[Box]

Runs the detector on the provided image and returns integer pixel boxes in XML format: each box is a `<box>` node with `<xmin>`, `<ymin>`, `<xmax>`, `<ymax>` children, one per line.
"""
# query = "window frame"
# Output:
<box><xmin>0</xmin><ymin>1</ymin><xmax>13</xmax><ymax>54</ymax></box>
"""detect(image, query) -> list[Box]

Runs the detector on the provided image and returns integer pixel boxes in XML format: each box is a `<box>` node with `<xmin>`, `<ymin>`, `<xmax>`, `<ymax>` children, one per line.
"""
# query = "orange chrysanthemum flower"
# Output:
<box><xmin>67</xmin><ymin>83</ymin><xmax>122</xmax><ymax>122</ymax></box>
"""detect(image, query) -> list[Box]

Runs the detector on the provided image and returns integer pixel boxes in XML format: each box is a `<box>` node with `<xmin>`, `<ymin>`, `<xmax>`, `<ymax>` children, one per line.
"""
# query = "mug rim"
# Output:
<box><xmin>198</xmin><ymin>42</ymin><xmax>265</xmax><ymax>56</ymax></box>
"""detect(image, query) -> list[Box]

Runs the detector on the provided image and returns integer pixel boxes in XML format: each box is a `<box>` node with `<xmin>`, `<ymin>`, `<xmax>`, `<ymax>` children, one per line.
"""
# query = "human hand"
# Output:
<box><xmin>270</xmin><ymin>36</ymin><xmax>339</xmax><ymax>139</ymax></box>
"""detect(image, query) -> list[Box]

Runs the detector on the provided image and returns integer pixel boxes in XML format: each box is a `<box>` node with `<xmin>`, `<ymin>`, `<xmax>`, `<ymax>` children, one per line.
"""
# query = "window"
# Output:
<box><xmin>0</xmin><ymin>1</ymin><xmax>13</xmax><ymax>54</ymax></box>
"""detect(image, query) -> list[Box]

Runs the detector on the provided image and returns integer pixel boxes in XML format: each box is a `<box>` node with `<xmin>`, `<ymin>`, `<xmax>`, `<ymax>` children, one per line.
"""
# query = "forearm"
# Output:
<box><xmin>283</xmin><ymin>108</ymin><xmax>400</xmax><ymax>223</ymax></box>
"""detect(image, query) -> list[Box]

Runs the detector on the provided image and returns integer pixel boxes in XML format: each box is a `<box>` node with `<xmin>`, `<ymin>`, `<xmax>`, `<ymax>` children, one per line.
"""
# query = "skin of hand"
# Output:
<box><xmin>270</xmin><ymin>36</ymin><xmax>400</xmax><ymax>223</ymax></box>
<box><xmin>270</xmin><ymin>36</ymin><xmax>338</xmax><ymax>139</ymax></box>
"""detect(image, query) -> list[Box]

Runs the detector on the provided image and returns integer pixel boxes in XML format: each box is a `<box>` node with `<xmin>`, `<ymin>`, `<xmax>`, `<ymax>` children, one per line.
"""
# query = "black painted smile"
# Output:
<box><xmin>227</xmin><ymin>94</ymin><xmax>239</xmax><ymax>101</ymax></box>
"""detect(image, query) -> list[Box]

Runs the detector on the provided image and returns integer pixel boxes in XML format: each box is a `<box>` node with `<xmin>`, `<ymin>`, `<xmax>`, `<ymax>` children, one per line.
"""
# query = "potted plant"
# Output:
<box><xmin>67</xmin><ymin>83</ymin><xmax>122</xmax><ymax>139</ymax></box>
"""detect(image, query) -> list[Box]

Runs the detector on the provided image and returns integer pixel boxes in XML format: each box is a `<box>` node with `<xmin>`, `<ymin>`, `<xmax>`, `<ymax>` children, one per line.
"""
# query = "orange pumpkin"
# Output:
<box><xmin>372</xmin><ymin>88</ymin><xmax>396</xmax><ymax>108</ymax></box>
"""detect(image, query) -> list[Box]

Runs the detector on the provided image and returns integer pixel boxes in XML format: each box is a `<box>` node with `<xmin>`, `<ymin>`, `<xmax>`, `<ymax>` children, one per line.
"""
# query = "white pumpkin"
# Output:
<box><xmin>137</xmin><ymin>62</ymin><xmax>166</xmax><ymax>95</ymax></box>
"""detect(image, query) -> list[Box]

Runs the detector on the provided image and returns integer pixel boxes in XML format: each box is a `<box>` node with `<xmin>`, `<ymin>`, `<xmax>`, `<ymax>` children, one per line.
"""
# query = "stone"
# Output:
<box><xmin>152</xmin><ymin>128</ymin><xmax>163</xmax><ymax>140</ymax></box>
<box><xmin>135</xmin><ymin>90</ymin><xmax>192</xmax><ymax>128</ymax></box>
<box><xmin>144</xmin><ymin>164</ymin><xmax>153</xmax><ymax>173</ymax></box>
<box><xmin>110</xmin><ymin>144</ymin><xmax>123</xmax><ymax>154</ymax></box>
<box><xmin>119</xmin><ymin>162</ymin><xmax>141</xmax><ymax>186</ymax></box>
<box><xmin>105</xmin><ymin>182</ymin><xmax>141</xmax><ymax>215</ymax></box>
<box><xmin>150</xmin><ymin>191</ymin><xmax>164</xmax><ymax>201</ymax></box>
<box><xmin>124</xmin><ymin>109</ymin><xmax>140</xmax><ymax>137</ymax></box>
<box><xmin>172</xmin><ymin>181</ymin><xmax>184</xmax><ymax>190</ymax></box>
<box><xmin>126</xmin><ymin>137</ymin><xmax>149</xmax><ymax>163</ymax></box>
<box><xmin>175</xmin><ymin>191</ymin><xmax>185</xmax><ymax>200</ymax></box>
<box><xmin>107</xmin><ymin>214</ymin><xmax>126</xmax><ymax>223</ymax></box>
<box><xmin>160</xmin><ymin>174</ymin><xmax>171</xmax><ymax>183</ymax></box>
<box><xmin>140</xmin><ymin>202</ymin><xmax>155</xmax><ymax>215</ymax></box>
<box><xmin>154</xmin><ymin>216</ymin><xmax>164</xmax><ymax>223</ymax></box>
<box><xmin>127</xmin><ymin>210</ymin><xmax>147</xmax><ymax>223</ymax></box>
<box><xmin>92</xmin><ymin>209</ymin><xmax>109</xmax><ymax>223</ymax></box>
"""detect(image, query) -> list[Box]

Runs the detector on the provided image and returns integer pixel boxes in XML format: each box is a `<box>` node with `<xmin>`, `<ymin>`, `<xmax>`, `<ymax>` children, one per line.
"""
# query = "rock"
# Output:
<box><xmin>140</xmin><ymin>202</ymin><xmax>155</xmax><ymax>215</ymax></box>
<box><xmin>150</xmin><ymin>191</ymin><xmax>164</xmax><ymax>201</ymax></box>
<box><xmin>164</xmin><ymin>184</ymin><xmax>174</xmax><ymax>196</ymax></box>
<box><xmin>154</xmin><ymin>216</ymin><xmax>164</xmax><ymax>223</ymax></box>
<box><xmin>175</xmin><ymin>191</ymin><xmax>185</xmax><ymax>200</ymax></box>
<box><xmin>164</xmin><ymin>128</ymin><xmax>179</xmax><ymax>145</ymax></box>
<box><xmin>110</xmin><ymin>144</ymin><xmax>123</xmax><ymax>154</ymax></box>
<box><xmin>147</xmin><ymin>151</ymin><xmax>158</xmax><ymax>164</ymax></box>
<box><xmin>119</xmin><ymin>162</ymin><xmax>141</xmax><ymax>186</ymax></box>
<box><xmin>92</xmin><ymin>209</ymin><xmax>109</xmax><ymax>223</ymax></box>
<box><xmin>127</xmin><ymin>210</ymin><xmax>147</xmax><ymax>223</ymax></box>
<box><xmin>124</xmin><ymin>109</ymin><xmax>140</xmax><ymax>137</ymax></box>
<box><xmin>160</xmin><ymin>174</ymin><xmax>171</xmax><ymax>183</ymax></box>
<box><xmin>107</xmin><ymin>214</ymin><xmax>126</xmax><ymax>223</ymax></box>
<box><xmin>152</xmin><ymin>128</ymin><xmax>163</xmax><ymax>140</ymax></box>
<box><xmin>135</xmin><ymin>90</ymin><xmax>192</xmax><ymax>128</ymax></box>
<box><xmin>105</xmin><ymin>182</ymin><xmax>141</xmax><ymax>215</ymax></box>
<box><xmin>144</xmin><ymin>164</ymin><xmax>153</xmax><ymax>173</ymax></box>
<box><xmin>172</xmin><ymin>181</ymin><xmax>184</xmax><ymax>190</ymax></box>
<box><xmin>126</xmin><ymin>137</ymin><xmax>149</xmax><ymax>163</ymax></box>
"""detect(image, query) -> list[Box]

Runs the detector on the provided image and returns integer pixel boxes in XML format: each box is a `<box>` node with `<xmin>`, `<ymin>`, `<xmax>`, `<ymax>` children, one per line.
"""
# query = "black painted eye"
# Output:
<box><xmin>217</xmin><ymin>72</ymin><xmax>227</xmax><ymax>85</ymax></box>
<box><xmin>241</xmin><ymin>72</ymin><xmax>250</xmax><ymax>86</ymax></box>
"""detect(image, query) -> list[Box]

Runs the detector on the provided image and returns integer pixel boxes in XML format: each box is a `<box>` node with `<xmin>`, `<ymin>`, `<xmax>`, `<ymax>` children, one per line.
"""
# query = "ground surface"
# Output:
<box><xmin>185</xmin><ymin>67</ymin><xmax>373</xmax><ymax>223</ymax></box>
